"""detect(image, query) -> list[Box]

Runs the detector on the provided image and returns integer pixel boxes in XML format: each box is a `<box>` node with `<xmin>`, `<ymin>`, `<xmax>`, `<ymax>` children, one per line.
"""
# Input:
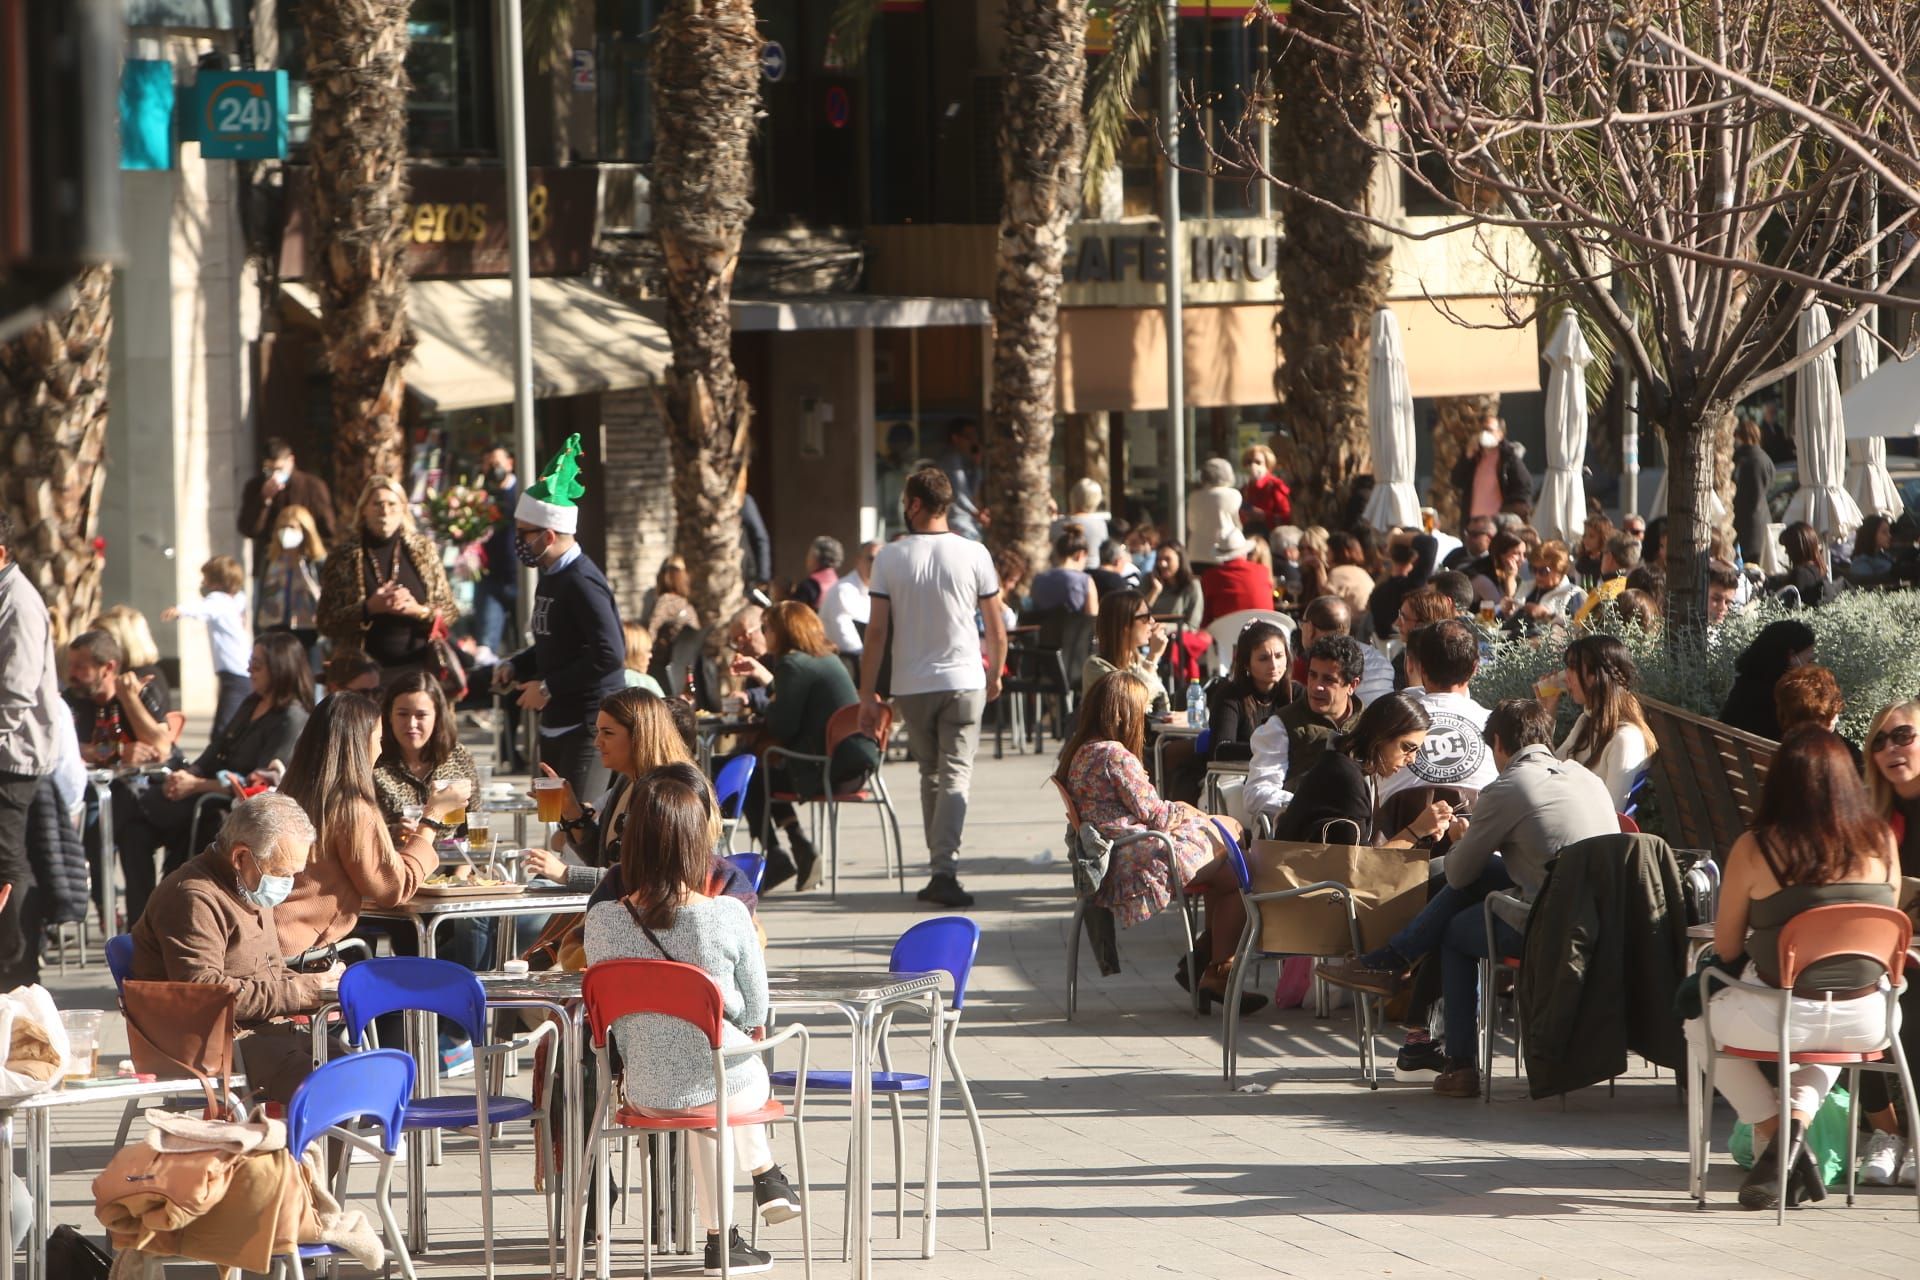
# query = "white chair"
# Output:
<box><xmin>1204</xmin><ymin>610</ymin><xmax>1294</xmax><ymax>677</ymax></box>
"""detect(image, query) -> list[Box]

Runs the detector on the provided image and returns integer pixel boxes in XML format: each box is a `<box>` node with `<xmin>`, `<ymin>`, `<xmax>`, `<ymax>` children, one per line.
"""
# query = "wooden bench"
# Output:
<box><xmin>1638</xmin><ymin>696</ymin><xmax>1776</xmax><ymax>858</ymax></box>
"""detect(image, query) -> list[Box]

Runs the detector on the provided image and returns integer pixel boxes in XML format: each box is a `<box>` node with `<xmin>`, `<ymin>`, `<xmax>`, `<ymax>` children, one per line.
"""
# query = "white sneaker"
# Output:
<box><xmin>1901</xmin><ymin>1145</ymin><xmax>1919</xmax><ymax>1187</ymax></box>
<box><xmin>1860</xmin><ymin>1130</ymin><xmax>1903</xmax><ymax>1186</ymax></box>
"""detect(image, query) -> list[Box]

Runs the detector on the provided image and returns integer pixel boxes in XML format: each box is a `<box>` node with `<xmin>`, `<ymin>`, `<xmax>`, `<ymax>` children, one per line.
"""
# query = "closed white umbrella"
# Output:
<box><xmin>1841</xmin><ymin>314</ymin><xmax>1903</xmax><ymax>518</ymax></box>
<box><xmin>1362</xmin><ymin>307</ymin><xmax>1422</xmax><ymax>530</ymax></box>
<box><xmin>1783</xmin><ymin>304</ymin><xmax>1863</xmax><ymax>541</ymax></box>
<box><xmin>1535</xmin><ymin>311</ymin><xmax>1593</xmax><ymax>542</ymax></box>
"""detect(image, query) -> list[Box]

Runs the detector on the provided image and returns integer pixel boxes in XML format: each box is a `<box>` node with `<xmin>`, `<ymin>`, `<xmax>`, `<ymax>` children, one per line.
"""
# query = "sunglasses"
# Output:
<box><xmin>1872</xmin><ymin>724</ymin><xmax>1918</xmax><ymax>753</ymax></box>
<box><xmin>1132</xmin><ymin>613</ymin><xmax>1152</xmax><ymax>623</ymax></box>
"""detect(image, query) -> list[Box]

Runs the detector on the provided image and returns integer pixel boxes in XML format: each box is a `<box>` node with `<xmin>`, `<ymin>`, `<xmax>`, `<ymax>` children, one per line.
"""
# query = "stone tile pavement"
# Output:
<box><xmin>28</xmin><ymin>747</ymin><xmax>1920</xmax><ymax>1277</ymax></box>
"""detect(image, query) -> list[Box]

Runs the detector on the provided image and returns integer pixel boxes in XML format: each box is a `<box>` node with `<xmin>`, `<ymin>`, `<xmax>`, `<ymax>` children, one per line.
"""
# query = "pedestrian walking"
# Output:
<box><xmin>474</xmin><ymin>442</ymin><xmax>520</xmax><ymax>655</ymax></box>
<box><xmin>859</xmin><ymin>466</ymin><xmax>1007</xmax><ymax>907</ymax></box>
<box><xmin>237</xmin><ymin>437</ymin><xmax>335</xmax><ymax>582</ymax></box>
<box><xmin>0</xmin><ymin>514</ymin><xmax>63</xmax><ymax>985</ymax></box>
<box><xmin>493</xmin><ymin>434</ymin><xmax>627</xmax><ymax>803</ymax></box>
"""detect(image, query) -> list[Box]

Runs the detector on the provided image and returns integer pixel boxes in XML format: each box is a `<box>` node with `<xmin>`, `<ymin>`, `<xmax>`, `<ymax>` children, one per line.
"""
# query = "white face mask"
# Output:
<box><xmin>278</xmin><ymin>527</ymin><xmax>304</xmax><ymax>550</ymax></box>
<box><xmin>270</xmin><ymin>468</ymin><xmax>291</xmax><ymax>486</ymax></box>
<box><xmin>1477</xmin><ymin>430</ymin><xmax>1499</xmax><ymax>450</ymax></box>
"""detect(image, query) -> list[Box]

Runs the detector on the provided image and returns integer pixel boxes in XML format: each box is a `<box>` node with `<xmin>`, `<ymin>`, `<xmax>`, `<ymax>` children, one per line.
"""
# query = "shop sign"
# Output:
<box><xmin>192</xmin><ymin>70</ymin><xmax>288</xmax><ymax>160</ymax></box>
<box><xmin>280</xmin><ymin>164</ymin><xmax>599</xmax><ymax>279</ymax></box>
<box><xmin>761</xmin><ymin>42</ymin><xmax>787</xmax><ymax>82</ymax></box>
<box><xmin>571</xmin><ymin>50</ymin><xmax>596</xmax><ymax>91</ymax></box>
<box><xmin>1061</xmin><ymin>217</ymin><xmax>1282</xmax><ymax>307</ymax></box>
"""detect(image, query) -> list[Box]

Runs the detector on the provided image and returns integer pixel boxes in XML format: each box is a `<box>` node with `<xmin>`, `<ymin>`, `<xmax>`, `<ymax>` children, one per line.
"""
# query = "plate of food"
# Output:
<box><xmin>414</xmin><ymin>873</ymin><xmax>526</xmax><ymax>899</ymax></box>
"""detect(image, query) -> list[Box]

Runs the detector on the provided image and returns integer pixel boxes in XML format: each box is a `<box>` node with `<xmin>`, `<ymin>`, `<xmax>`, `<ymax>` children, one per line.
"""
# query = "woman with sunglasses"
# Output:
<box><xmin>1272</xmin><ymin>691</ymin><xmax>1453</xmax><ymax>847</ymax></box>
<box><xmin>1082</xmin><ymin>589</ymin><xmax>1170</xmax><ymax>715</ymax></box>
<box><xmin>1853</xmin><ymin>699</ymin><xmax>1920</xmax><ymax>1186</ymax></box>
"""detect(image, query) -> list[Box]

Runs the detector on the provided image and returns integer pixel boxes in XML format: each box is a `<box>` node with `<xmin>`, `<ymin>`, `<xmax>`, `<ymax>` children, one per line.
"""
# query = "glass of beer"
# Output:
<box><xmin>534</xmin><ymin>777</ymin><xmax>566</xmax><ymax>824</ymax></box>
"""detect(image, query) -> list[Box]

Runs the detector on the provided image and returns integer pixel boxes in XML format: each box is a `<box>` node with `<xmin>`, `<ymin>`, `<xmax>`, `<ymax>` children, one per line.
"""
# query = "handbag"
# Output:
<box><xmin>424</xmin><ymin>615</ymin><xmax>469</xmax><ymax>702</ymax></box>
<box><xmin>120</xmin><ymin>979</ymin><xmax>238</xmax><ymax>1120</ymax></box>
<box><xmin>1247</xmin><ymin>837</ymin><xmax>1431</xmax><ymax>957</ymax></box>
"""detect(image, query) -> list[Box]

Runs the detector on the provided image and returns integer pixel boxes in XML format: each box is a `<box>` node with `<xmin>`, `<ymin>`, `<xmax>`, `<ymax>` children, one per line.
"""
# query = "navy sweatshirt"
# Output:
<box><xmin>508</xmin><ymin>549</ymin><xmax>627</xmax><ymax>733</ymax></box>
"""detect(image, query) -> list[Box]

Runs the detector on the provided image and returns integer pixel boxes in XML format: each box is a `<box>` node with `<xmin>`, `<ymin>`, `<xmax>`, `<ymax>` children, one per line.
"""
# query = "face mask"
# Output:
<box><xmin>514</xmin><ymin>531</ymin><xmax>549</xmax><ymax>567</ymax></box>
<box><xmin>1477</xmin><ymin>430</ymin><xmax>1499</xmax><ymax>450</ymax></box>
<box><xmin>278</xmin><ymin>527</ymin><xmax>304</xmax><ymax>550</ymax></box>
<box><xmin>238</xmin><ymin>856</ymin><xmax>294</xmax><ymax>909</ymax></box>
<box><xmin>486</xmin><ymin>466</ymin><xmax>509</xmax><ymax>486</ymax></box>
<box><xmin>1131</xmin><ymin>550</ymin><xmax>1155</xmax><ymax>576</ymax></box>
<box><xmin>269</xmin><ymin>468</ymin><xmax>291</xmax><ymax>486</ymax></box>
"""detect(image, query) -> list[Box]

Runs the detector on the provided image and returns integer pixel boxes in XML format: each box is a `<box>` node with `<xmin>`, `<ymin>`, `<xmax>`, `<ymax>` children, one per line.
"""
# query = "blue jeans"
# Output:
<box><xmin>472</xmin><ymin>575</ymin><xmax>518</xmax><ymax>654</ymax></box>
<box><xmin>1380</xmin><ymin>858</ymin><xmax>1524</xmax><ymax>1065</ymax></box>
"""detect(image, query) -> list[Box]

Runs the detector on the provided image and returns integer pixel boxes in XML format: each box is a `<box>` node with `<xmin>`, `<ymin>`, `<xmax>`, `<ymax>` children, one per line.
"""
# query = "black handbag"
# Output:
<box><xmin>46</xmin><ymin>1225</ymin><xmax>112</xmax><ymax>1280</ymax></box>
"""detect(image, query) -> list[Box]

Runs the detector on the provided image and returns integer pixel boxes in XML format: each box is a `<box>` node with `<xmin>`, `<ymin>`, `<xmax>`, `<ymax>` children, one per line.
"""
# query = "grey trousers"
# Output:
<box><xmin>891</xmin><ymin>687</ymin><xmax>986</xmax><ymax>876</ymax></box>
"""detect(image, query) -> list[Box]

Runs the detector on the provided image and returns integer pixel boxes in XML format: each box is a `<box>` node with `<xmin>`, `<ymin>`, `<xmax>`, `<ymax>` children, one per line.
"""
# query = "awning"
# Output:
<box><xmin>281</xmin><ymin>278</ymin><xmax>671</xmax><ymax>412</ymax></box>
<box><xmin>1841</xmin><ymin>351</ymin><xmax>1920</xmax><ymax>439</ymax></box>
<box><xmin>1388</xmin><ymin>296</ymin><xmax>1542</xmax><ymax>399</ymax></box>
<box><xmin>626</xmin><ymin>293</ymin><xmax>990</xmax><ymax>334</ymax></box>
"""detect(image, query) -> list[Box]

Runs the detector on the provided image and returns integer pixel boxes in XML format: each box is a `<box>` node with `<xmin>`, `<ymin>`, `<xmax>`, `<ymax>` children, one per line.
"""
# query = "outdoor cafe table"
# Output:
<box><xmin>0</xmin><ymin>1071</ymin><xmax>211</xmax><ymax>1280</ymax></box>
<box><xmin>694</xmin><ymin>714</ymin><xmax>762</xmax><ymax>771</ymax></box>
<box><xmin>768</xmin><ymin>968</ymin><xmax>945</xmax><ymax>1280</ymax></box>
<box><xmin>358</xmin><ymin>888</ymin><xmax>591</xmax><ymax>1165</ymax></box>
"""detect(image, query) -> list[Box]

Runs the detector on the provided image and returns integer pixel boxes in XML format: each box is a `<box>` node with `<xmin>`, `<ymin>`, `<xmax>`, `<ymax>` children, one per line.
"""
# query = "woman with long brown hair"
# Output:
<box><xmin>582</xmin><ymin>763</ymin><xmax>800</xmax><ymax>1273</ymax></box>
<box><xmin>1686</xmin><ymin>727</ymin><xmax>1900</xmax><ymax>1211</ymax></box>
<box><xmin>276</xmin><ymin>690</ymin><xmax>451</xmax><ymax>958</ymax></box>
<box><xmin>728</xmin><ymin>601</ymin><xmax>877</xmax><ymax>892</ymax></box>
<box><xmin>371</xmin><ymin>671</ymin><xmax>479</xmax><ymax>828</ymax></box>
<box><xmin>526</xmin><ymin>688</ymin><xmax>694</xmax><ymax>890</ymax></box>
<box><xmin>1553</xmin><ymin>634</ymin><xmax>1656</xmax><ymax>810</ymax></box>
<box><xmin>1057</xmin><ymin>671</ymin><xmax>1260</xmax><ymax>1012</ymax></box>
<box><xmin>1080</xmin><ymin>589</ymin><xmax>1170</xmax><ymax>715</ymax></box>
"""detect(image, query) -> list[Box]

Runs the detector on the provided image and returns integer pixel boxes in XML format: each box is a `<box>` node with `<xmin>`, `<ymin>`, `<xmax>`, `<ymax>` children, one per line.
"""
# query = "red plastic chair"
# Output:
<box><xmin>765</xmin><ymin>703</ymin><xmax>906</xmax><ymax>896</ymax></box>
<box><xmin>579</xmin><ymin>959</ymin><xmax>814</xmax><ymax>1280</ymax></box>
<box><xmin>1691</xmin><ymin>903</ymin><xmax>1919</xmax><ymax>1224</ymax></box>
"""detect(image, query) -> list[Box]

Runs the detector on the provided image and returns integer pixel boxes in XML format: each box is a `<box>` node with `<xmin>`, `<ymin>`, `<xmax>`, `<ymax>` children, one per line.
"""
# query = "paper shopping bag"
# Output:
<box><xmin>1249</xmin><ymin>840</ymin><xmax>1431</xmax><ymax>957</ymax></box>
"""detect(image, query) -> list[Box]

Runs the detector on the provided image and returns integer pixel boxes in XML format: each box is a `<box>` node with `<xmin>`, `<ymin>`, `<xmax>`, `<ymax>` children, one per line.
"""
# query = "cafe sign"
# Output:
<box><xmin>280</xmin><ymin>164</ymin><xmax>598</xmax><ymax>279</ymax></box>
<box><xmin>1061</xmin><ymin>217</ymin><xmax>1283</xmax><ymax>307</ymax></box>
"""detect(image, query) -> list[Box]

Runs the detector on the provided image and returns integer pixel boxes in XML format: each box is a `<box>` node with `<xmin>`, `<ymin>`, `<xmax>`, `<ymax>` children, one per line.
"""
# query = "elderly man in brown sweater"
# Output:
<box><xmin>130</xmin><ymin>793</ymin><xmax>340</xmax><ymax>1103</ymax></box>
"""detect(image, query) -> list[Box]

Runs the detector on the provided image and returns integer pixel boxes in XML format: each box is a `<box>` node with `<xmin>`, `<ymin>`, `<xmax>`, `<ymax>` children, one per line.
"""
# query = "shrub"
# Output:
<box><xmin>1470</xmin><ymin>588</ymin><xmax>1920</xmax><ymax>742</ymax></box>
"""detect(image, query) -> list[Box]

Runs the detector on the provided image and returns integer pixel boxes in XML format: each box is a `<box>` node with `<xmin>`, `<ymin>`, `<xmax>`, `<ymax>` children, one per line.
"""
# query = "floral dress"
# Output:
<box><xmin>1067</xmin><ymin>739</ymin><xmax>1215</xmax><ymax>928</ymax></box>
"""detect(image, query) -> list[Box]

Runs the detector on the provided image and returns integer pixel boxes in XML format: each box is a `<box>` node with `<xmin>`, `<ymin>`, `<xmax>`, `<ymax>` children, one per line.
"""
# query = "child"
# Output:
<box><xmin>622</xmin><ymin>620</ymin><xmax>665</xmax><ymax>695</ymax></box>
<box><xmin>162</xmin><ymin>555</ymin><xmax>253</xmax><ymax>737</ymax></box>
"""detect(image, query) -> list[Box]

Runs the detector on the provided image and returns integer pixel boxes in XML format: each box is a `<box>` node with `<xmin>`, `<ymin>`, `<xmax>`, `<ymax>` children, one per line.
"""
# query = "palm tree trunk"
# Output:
<box><xmin>986</xmin><ymin>0</ymin><xmax>1089</xmax><ymax>573</ymax></box>
<box><xmin>0</xmin><ymin>267</ymin><xmax>112</xmax><ymax>643</ymax></box>
<box><xmin>301</xmin><ymin>0</ymin><xmax>415</xmax><ymax>529</ymax></box>
<box><xmin>652</xmin><ymin>0</ymin><xmax>759</xmax><ymax>628</ymax></box>
<box><xmin>1271</xmin><ymin>3</ymin><xmax>1389</xmax><ymax>526</ymax></box>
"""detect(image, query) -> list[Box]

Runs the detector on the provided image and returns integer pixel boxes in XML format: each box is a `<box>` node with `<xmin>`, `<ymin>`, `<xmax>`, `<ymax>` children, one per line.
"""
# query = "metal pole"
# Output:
<box><xmin>1623</xmin><ymin>378</ymin><xmax>1640</xmax><ymax>519</ymax></box>
<box><xmin>1163</xmin><ymin>0</ymin><xmax>1187</xmax><ymax>541</ymax></box>
<box><xmin>499</xmin><ymin>0</ymin><xmax>536</xmax><ymax>639</ymax></box>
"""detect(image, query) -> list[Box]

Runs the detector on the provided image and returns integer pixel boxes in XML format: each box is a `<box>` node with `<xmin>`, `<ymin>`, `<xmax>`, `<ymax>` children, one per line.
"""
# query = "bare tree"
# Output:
<box><xmin>1233</xmin><ymin>0</ymin><xmax>1920</xmax><ymax>628</ymax></box>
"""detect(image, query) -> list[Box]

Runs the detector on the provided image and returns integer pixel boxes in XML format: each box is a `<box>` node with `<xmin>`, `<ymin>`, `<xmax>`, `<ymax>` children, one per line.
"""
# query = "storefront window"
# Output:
<box><xmin>277</xmin><ymin>0</ymin><xmax>498</xmax><ymax>157</ymax></box>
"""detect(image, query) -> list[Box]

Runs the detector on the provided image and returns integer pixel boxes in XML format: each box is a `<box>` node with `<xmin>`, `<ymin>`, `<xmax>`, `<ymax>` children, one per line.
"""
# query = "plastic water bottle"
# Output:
<box><xmin>1185</xmin><ymin>683</ymin><xmax>1208</xmax><ymax>730</ymax></box>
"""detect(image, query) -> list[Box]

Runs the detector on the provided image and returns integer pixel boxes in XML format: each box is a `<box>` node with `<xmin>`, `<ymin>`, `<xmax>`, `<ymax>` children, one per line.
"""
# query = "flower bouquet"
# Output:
<box><xmin>428</xmin><ymin>478</ymin><xmax>501</xmax><ymax>548</ymax></box>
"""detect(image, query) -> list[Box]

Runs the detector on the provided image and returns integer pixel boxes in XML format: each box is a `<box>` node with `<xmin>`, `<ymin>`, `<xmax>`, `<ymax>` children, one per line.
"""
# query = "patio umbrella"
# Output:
<box><xmin>1841</xmin><ymin>314</ymin><xmax>1903</xmax><ymax>518</ymax></box>
<box><xmin>1534</xmin><ymin>311</ymin><xmax>1593</xmax><ymax>542</ymax></box>
<box><xmin>1783</xmin><ymin>304</ymin><xmax>1863</xmax><ymax>541</ymax></box>
<box><xmin>1361</xmin><ymin>307</ymin><xmax>1422</xmax><ymax>530</ymax></box>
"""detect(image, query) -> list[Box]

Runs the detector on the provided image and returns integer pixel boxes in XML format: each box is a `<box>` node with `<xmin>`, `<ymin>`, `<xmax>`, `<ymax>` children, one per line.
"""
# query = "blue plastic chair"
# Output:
<box><xmin>105</xmin><ymin>933</ymin><xmax>133</xmax><ymax>988</ymax></box>
<box><xmin>277</xmin><ymin>1050</ymin><xmax>419</xmax><ymax>1280</ymax></box>
<box><xmin>769</xmin><ymin>916</ymin><xmax>992</xmax><ymax>1253</ymax></box>
<box><xmin>1210</xmin><ymin>819</ymin><xmax>1376</xmax><ymax>1089</ymax></box>
<box><xmin>713</xmin><ymin>753</ymin><xmax>758</xmax><ymax>854</ymax></box>
<box><xmin>724</xmin><ymin>852</ymin><xmax>768</xmax><ymax>894</ymax></box>
<box><xmin>337</xmin><ymin>957</ymin><xmax>557</xmax><ymax>1280</ymax></box>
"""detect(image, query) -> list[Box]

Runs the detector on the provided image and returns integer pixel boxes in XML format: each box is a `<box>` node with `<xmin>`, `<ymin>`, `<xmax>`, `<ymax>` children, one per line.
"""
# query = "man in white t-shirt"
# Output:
<box><xmin>819</xmin><ymin>540</ymin><xmax>880</xmax><ymax>657</ymax></box>
<box><xmin>1375</xmin><ymin>618</ymin><xmax>1496</xmax><ymax>807</ymax></box>
<box><xmin>860</xmin><ymin>468</ymin><xmax>1007</xmax><ymax>908</ymax></box>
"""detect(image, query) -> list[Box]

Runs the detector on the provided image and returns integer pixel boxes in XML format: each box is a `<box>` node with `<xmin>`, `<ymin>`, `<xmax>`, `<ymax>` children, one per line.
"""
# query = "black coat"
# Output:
<box><xmin>1517</xmin><ymin>832</ymin><xmax>1688</xmax><ymax>1098</ymax></box>
<box><xmin>1450</xmin><ymin>441</ymin><xmax>1534</xmax><ymax>519</ymax></box>
<box><xmin>1731</xmin><ymin>443</ymin><xmax>1775</xmax><ymax>563</ymax></box>
<box><xmin>26</xmin><ymin>776</ymin><xmax>88</xmax><ymax>926</ymax></box>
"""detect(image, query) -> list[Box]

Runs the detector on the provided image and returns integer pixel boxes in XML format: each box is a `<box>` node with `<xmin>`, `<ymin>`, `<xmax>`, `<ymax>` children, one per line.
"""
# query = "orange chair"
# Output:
<box><xmin>1690</xmin><ymin>903</ymin><xmax>1920</xmax><ymax>1224</ymax></box>
<box><xmin>763</xmin><ymin>703</ymin><xmax>905</xmax><ymax>897</ymax></box>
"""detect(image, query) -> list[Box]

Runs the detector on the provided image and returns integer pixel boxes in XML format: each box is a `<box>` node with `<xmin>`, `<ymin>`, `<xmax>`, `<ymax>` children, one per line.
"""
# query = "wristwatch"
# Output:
<box><xmin>420</xmin><ymin>815</ymin><xmax>451</xmax><ymax>835</ymax></box>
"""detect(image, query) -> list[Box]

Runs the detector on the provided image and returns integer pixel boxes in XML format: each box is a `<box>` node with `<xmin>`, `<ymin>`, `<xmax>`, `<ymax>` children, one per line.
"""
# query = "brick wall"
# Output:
<box><xmin>600</xmin><ymin>388</ymin><xmax>674</xmax><ymax>619</ymax></box>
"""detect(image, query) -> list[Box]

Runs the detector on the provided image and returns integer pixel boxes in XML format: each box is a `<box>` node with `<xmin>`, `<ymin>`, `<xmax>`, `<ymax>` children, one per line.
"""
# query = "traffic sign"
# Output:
<box><xmin>824</xmin><ymin>85</ymin><xmax>850</xmax><ymax>129</ymax></box>
<box><xmin>761</xmin><ymin>41</ymin><xmax>787</xmax><ymax>82</ymax></box>
<box><xmin>192</xmin><ymin>70</ymin><xmax>287</xmax><ymax>160</ymax></box>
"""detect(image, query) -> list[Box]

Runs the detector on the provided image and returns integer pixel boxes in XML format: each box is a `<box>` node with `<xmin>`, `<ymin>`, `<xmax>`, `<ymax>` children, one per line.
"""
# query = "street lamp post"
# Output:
<box><xmin>1162</xmin><ymin>0</ymin><xmax>1187</xmax><ymax>541</ymax></box>
<box><xmin>496</xmin><ymin>0</ymin><xmax>536</xmax><ymax>640</ymax></box>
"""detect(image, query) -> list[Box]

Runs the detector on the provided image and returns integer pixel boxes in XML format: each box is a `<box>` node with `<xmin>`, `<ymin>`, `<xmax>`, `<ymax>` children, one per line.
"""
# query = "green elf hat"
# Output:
<box><xmin>515</xmin><ymin>433</ymin><xmax>587</xmax><ymax>533</ymax></box>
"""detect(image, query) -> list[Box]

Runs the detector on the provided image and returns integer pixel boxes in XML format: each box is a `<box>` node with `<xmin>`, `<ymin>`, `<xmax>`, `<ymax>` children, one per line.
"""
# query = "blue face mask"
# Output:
<box><xmin>1131</xmin><ymin>550</ymin><xmax>1155</xmax><ymax>576</ymax></box>
<box><xmin>238</xmin><ymin>854</ymin><xmax>294</xmax><ymax>910</ymax></box>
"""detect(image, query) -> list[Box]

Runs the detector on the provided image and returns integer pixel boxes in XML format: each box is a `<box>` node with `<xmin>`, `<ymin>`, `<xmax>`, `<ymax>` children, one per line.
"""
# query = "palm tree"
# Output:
<box><xmin>300</xmin><ymin>0</ymin><xmax>415</xmax><ymax>528</ymax></box>
<box><xmin>0</xmin><ymin>266</ymin><xmax>112</xmax><ymax>642</ymax></box>
<box><xmin>986</xmin><ymin>0</ymin><xmax>1092</xmax><ymax>571</ymax></box>
<box><xmin>1267</xmin><ymin>4</ymin><xmax>1389</xmax><ymax>525</ymax></box>
<box><xmin>651</xmin><ymin>0</ymin><xmax>760</xmax><ymax>628</ymax></box>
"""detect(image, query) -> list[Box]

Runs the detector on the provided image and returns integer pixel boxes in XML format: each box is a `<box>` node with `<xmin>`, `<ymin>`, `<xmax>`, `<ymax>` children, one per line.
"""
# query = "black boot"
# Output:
<box><xmin>790</xmin><ymin>828</ymin><xmax>821</xmax><ymax>891</ymax></box>
<box><xmin>1173</xmin><ymin>932</ymin><xmax>1211</xmax><ymax>993</ymax></box>
<box><xmin>1788</xmin><ymin>1134</ymin><xmax>1828</xmax><ymax>1205</ymax></box>
<box><xmin>1740</xmin><ymin>1120</ymin><xmax>1807</xmax><ymax>1211</ymax></box>
<box><xmin>761</xmin><ymin>831</ymin><xmax>797</xmax><ymax>892</ymax></box>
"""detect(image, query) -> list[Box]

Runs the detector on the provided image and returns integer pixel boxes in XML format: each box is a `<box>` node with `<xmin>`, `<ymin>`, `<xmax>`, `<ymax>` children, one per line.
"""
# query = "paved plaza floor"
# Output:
<box><xmin>32</xmin><ymin>746</ymin><xmax>1920</xmax><ymax>1278</ymax></box>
